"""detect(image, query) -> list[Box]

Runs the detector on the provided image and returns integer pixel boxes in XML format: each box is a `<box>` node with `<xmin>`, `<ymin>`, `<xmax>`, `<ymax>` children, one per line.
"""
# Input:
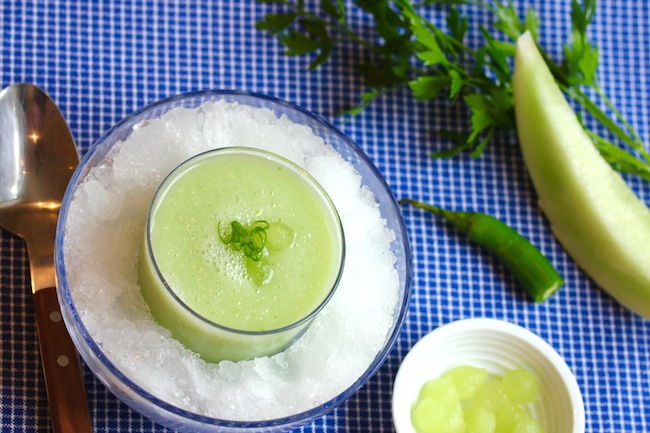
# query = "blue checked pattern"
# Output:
<box><xmin>1</xmin><ymin>1</ymin><xmax>649</xmax><ymax>432</ymax></box>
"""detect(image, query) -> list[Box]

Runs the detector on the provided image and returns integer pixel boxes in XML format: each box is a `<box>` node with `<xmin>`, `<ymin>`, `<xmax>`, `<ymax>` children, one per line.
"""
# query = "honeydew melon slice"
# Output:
<box><xmin>513</xmin><ymin>31</ymin><xmax>650</xmax><ymax>319</ymax></box>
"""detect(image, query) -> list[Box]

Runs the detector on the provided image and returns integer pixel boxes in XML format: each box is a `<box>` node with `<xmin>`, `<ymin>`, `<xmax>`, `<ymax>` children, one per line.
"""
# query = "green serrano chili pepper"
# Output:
<box><xmin>400</xmin><ymin>198</ymin><xmax>564</xmax><ymax>302</ymax></box>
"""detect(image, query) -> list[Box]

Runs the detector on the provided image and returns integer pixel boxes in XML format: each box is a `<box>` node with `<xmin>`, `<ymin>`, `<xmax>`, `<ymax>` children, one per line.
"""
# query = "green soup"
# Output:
<box><xmin>138</xmin><ymin>147</ymin><xmax>344</xmax><ymax>363</ymax></box>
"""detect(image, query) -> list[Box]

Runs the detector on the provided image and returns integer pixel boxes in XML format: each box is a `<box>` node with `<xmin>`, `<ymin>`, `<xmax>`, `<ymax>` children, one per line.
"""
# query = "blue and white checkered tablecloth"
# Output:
<box><xmin>1</xmin><ymin>1</ymin><xmax>649</xmax><ymax>432</ymax></box>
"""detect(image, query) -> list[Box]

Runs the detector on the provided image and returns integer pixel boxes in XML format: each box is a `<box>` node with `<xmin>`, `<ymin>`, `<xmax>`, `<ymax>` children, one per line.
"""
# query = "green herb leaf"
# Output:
<box><xmin>358</xmin><ymin>57</ymin><xmax>405</xmax><ymax>88</ymax></box>
<box><xmin>303</xmin><ymin>17</ymin><xmax>330</xmax><ymax>40</ymax></box>
<box><xmin>309</xmin><ymin>43</ymin><xmax>333</xmax><ymax>70</ymax></box>
<box><xmin>524</xmin><ymin>8</ymin><xmax>540</xmax><ymax>39</ymax></box>
<box><xmin>493</xmin><ymin>1</ymin><xmax>523</xmax><ymax>41</ymax></box>
<box><xmin>579</xmin><ymin>44</ymin><xmax>598</xmax><ymax>84</ymax></box>
<box><xmin>278</xmin><ymin>30</ymin><xmax>321</xmax><ymax>55</ymax></box>
<box><xmin>409</xmin><ymin>75</ymin><xmax>451</xmax><ymax>100</ymax></box>
<box><xmin>356</xmin><ymin>0</ymin><xmax>406</xmax><ymax>42</ymax></box>
<box><xmin>256</xmin><ymin>13</ymin><xmax>298</xmax><ymax>34</ymax></box>
<box><xmin>418</xmin><ymin>48</ymin><xmax>446</xmax><ymax>66</ymax></box>
<box><xmin>470</xmin><ymin>128</ymin><xmax>493</xmax><ymax>159</ymax></box>
<box><xmin>322</xmin><ymin>0</ymin><xmax>344</xmax><ymax>22</ymax></box>
<box><xmin>341</xmin><ymin>88</ymin><xmax>386</xmax><ymax>117</ymax></box>
<box><xmin>562</xmin><ymin>0</ymin><xmax>599</xmax><ymax>86</ymax></box>
<box><xmin>431</xmin><ymin>140</ymin><xmax>473</xmax><ymax>159</ymax></box>
<box><xmin>448</xmin><ymin>69</ymin><xmax>464</xmax><ymax>100</ymax></box>
<box><xmin>464</xmin><ymin>93</ymin><xmax>493</xmax><ymax>142</ymax></box>
<box><xmin>447</xmin><ymin>7</ymin><xmax>468</xmax><ymax>43</ymax></box>
<box><xmin>480</xmin><ymin>26</ymin><xmax>512</xmax><ymax>83</ymax></box>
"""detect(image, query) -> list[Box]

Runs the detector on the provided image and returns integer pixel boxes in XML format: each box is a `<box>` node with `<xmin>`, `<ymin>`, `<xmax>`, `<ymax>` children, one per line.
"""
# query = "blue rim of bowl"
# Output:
<box><xmin>55</xmin><ymin>89</ymin><xmax>413</xmax><ymax>428</ymax></box>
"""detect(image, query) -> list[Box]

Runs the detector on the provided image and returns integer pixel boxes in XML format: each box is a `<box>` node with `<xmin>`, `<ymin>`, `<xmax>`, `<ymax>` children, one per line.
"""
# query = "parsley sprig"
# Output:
<box><xmin>256</xmin><ymin>0</ymin><xmax>650</xmax><ymax>182</ymax></box>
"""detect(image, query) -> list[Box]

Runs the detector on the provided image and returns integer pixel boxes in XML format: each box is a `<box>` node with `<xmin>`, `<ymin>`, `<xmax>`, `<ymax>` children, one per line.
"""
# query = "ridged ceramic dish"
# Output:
<box><xmin>392</xmin><ymin>318</ymin><xmax>585</xmax><ymax>433</ymax></box>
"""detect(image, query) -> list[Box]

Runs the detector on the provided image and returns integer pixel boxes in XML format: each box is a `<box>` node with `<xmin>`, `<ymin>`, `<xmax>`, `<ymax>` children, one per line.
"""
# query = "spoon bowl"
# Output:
<box><xmin>0</xmin><ymin>83</ymin><xmax>92</xmax><ymax>432</ymax></box>
<box><xmin>0</xmin><ymin>84</ymin><xmax>79</xmax><ymax>286</ymax></box>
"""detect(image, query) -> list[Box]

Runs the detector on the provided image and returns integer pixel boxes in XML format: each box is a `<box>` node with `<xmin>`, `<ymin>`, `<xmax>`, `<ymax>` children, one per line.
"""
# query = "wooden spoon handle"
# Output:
<box><xmin>33</xmin><ymin>286</ymin><xmax>93</xmax><ymax>432</ymax></box>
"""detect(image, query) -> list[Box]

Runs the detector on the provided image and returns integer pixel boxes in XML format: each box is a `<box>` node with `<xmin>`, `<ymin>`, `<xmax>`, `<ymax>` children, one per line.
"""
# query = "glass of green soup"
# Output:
<box><xmin>138</xmin><ymin>147</ymin><xmax>345</xmax><ymax>363</ymax></box>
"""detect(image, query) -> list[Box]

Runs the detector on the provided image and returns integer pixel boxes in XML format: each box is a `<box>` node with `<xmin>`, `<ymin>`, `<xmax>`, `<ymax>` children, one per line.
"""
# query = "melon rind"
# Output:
<box><xmin>513</xmin><ymin>31</ymin><xmax>650</xmax><ymax>319</ymax></box>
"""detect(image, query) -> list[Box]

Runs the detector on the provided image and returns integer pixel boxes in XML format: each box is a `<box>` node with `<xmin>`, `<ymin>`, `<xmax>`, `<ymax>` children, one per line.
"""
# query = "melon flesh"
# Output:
<box><xmin>513</xmin><ymin>31</ymin><xmax>650</xmax><ymax>319</ymax></box>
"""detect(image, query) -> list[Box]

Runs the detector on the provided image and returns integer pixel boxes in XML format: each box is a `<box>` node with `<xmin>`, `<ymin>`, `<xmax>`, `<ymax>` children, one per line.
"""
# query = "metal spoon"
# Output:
<box><xmin>0</xmin><ymin>83</ymin><xmax>92</xmax><ymax>432</ymax></box>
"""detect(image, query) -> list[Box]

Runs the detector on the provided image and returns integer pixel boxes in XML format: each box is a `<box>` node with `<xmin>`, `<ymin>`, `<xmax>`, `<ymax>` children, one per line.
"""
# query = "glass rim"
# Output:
<box><xmin>144</xmin><ymin>146</ymin><xmax>347</xmax><ymax>336</ymax></box>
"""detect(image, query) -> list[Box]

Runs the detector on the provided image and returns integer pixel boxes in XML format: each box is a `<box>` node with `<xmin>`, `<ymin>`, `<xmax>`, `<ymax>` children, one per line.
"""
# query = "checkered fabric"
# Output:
<box><xmin>1</xmin><ymin>1</ymin><xmax>649</xmax><ymax>432</ymax></box>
